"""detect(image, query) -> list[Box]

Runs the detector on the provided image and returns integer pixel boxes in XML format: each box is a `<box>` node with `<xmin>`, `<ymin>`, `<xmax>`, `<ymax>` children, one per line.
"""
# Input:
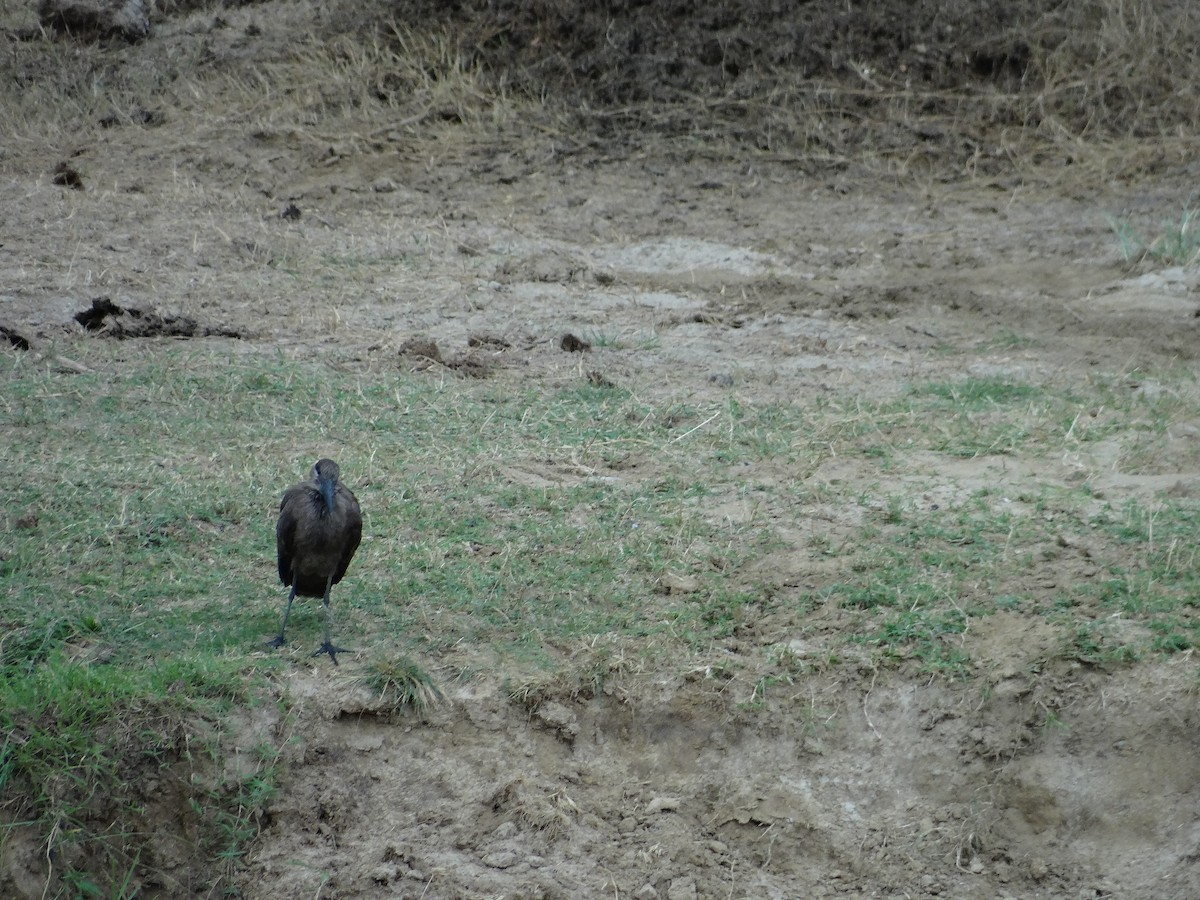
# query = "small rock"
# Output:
<box><xmin>618</xmin><ymin>816</ymin><xmax>637</xmax><ymax>834</ymax></box>
<box><xmin>482</xmin><ymin>850</ymin><xmax>517</xmax><ymax>869</ymax></box>
<box><xmin>347</xmin><ymin>732</ymin><xmax>383</xmax><ymax>752</ymax></box>
<box><xmin>369</xmin><ymin>864</ymin><xmax>399</xmax><ymax>884</ymax></box>
<box><xmin>535</xmin><ymin>701</ymin><xmax>580</xmax><ymax>742</ymax></box>
<box><xmin>660</xmin><ymin>573</ymin><xmax>700</xmax><ymax>595</ymax></box>
<box><xmin>1030</xmin><ymin>858</ymin><xmax>1050</xmax><ymax>880</ymax></box>
<box><xmin>492</xmin><ymin>821</ymin><xmax>518</xmax><ymax>839</ymax></box>
<box><xmin>667</xmin><ymin>876</ymin><xmax>697</xmax><ymax>900</ymax></box>
<box><xmin>647</xmin><ymin>797</ymin><xmax>681</xmax><ymax>814</ymax></box>
<box><xmin>635</xmin><ymin>885</ymin><xmax>658</xmax><ymax>900</ymax></box>
<box><xmin>969</xmin><ymin>857</ymin><xmax>985</xmax><ymax>874</ymax></box>
<box><xmin>372</xmin><ymin>177</ymin><xmax>398</xmax><ymax>193</ymax></box>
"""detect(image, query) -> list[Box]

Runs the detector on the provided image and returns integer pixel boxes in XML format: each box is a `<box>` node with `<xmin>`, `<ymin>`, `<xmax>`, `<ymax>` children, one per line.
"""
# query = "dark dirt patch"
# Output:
<box><xmin>0</xmin><ymin>323</ymin><xmax>32</xmax><ymax>349</ymax></box>
<box><xmin>73</xmin><ymin>296</ymin><xmax>244</xmax><ymax>339</ymax></box>
<box><xmin>399</xmin><ymin>338</ymin><xmax>495</xmax><ymax>377</ymax></box>
<box><xmin>398</xmin><ymin>337</ymin><xmax>444</xmax><ymax>365</ymax></box>
<box><xmin>51</xmin><ymin>161</ymin><xmax>84</xmax><ymax>190</ymax></box>
<box><xmin>559</xmin><ymin>333</ymin><xmax>591</xmax><ymax>352</ymax></box>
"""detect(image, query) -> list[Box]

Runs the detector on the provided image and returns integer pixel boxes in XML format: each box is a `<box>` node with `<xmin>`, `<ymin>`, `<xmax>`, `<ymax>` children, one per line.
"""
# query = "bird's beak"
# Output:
<box><xmin>319</xmin><ymin>476</ymin><xmax>336</xmax><ymax>514</ymax></box>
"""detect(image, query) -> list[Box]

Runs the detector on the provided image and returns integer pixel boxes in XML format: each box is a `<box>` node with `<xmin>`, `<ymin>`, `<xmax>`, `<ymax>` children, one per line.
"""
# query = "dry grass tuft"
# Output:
<box><xmin>362</xmin><ymin>654</ymin><xmax>444</xmax><ymax>712</ymax></box>
<box><xmin>490</xmin><ymin>776</ymin><xmax>579</xmax><ymax>835</ymax></box>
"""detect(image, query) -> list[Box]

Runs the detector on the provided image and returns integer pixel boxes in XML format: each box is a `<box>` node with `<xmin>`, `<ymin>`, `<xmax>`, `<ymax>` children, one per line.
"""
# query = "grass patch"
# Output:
<box><xmin>583</xmin><ymin>329</ymin><xmax>662</xmax><ymax>351</ymax></box>
<box><xmin>361</xmin><ymin>653</ymin><xmax>444</xmax><ymax>712</ymax></box>
<box><xmin>1109</xmin><ymin>207</ymin><xmax>1200</xmax><ymax>267</ymax></box>
<box><xmin>3</xmin><ymin>336</ymin><xmax>1200</xmax><ymax>886</ymax></box>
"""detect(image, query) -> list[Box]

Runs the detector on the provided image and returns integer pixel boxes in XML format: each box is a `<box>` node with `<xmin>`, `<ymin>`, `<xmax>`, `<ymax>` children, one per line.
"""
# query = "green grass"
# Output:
<box><xmin>583</xmin><ymin>329</ymin><xmax>662</xmax><ymax>351</ymax></box>
<box><xmin>1109</xmin><ymin>207</ymin><xmax>1200</xmax><ymax>266</ymax></box>
<box><xmin>3</xmin><ymin>341</ymin><xmax>1200</xmax><ymax>890</ymax></box>
<box><xmin>0</xmin><ymin>650</ymin><xmax>258</xmax><ymax>895</ymax></box>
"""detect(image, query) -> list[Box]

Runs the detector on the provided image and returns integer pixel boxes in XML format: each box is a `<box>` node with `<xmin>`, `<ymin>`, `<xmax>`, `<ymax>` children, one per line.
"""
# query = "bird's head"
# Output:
<box><xmin>312</xmin><ymin>458</ymin><xmax>341</xmax><ymax>513</ymax></box>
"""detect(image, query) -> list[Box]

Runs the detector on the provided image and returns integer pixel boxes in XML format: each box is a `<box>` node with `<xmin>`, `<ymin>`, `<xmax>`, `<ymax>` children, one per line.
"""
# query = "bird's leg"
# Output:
<box><xmin>312</xmin><ymin>574</ymin><xmax>352</xmax><ymax>665</ymax></box>
<box><xmin>268</xmin><ymin>585</ymin><xmax>297</xmax><ymax>649</ymax></box>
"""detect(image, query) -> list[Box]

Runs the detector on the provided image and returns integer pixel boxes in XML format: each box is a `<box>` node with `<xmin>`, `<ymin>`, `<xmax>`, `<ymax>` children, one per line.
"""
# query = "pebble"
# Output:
<box><xmin>369</xmin><ymin>863</ymin><xmax>398</xmax><ymax>884</ymax></box>
<box><xmin>647</xmin><ymin>797</ymin><xmax>681</xmax><ymax>814</ymax></box>
<box><xmin>482</xmin><ymin>850</ymin><xmax>517</xmax><ymax>869</ymax></box>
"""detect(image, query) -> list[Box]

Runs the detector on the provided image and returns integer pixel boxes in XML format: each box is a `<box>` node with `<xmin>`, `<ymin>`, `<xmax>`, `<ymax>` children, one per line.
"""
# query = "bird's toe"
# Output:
<box><xmin>313</xmin><ymin>642</ymin><xmax>353</xmax><ymax>665</ymax></box>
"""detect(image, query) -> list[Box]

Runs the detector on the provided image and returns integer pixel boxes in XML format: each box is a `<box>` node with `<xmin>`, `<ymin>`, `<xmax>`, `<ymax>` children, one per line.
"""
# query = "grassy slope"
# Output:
<box><xmin>5</xmin><ymin>292</ymin><xmax>1200</xmax><ymax>895</ymax></box>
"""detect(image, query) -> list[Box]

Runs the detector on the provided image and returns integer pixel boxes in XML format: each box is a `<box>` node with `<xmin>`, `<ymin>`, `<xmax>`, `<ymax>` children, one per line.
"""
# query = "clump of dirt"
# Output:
<box><xmin>51</xmin><ymin>160</ymin><xmax>84</xmax><ymax>190</ymax></box>
<box><xmin>73</xmin><ymin>296</ymin><xmax>244</xmax><ymax>339</ymax></box>
<box><xmin>559</xmin><ymin>332</ymin><xmax>591</xmax><ymax>352</ymax></box>
<box><xmin>399</xmin><ymin>337</ymin><xmax>494</xmax><ymax>377</ymax></box>
<box><xmin>0</xmin><ymin>323</ymin><xmax>32</xmax><ymax>350</ymax></box>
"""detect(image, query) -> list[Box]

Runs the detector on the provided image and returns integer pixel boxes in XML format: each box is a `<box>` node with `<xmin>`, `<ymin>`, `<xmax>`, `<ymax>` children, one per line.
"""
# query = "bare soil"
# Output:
<box><xmin>4</xmin><ymin>1</ymin><xmax>1200</xmax><ymax>898</ymax></box>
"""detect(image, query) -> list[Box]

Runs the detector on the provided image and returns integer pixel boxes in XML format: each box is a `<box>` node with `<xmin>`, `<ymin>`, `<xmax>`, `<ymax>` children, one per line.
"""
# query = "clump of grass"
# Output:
<box><xmin>911</xmin><ymin>377</ymin><xmax>1042</xmax><ymax>408</ymax></box>
<box><xmin>362</xmin><ymin>654</ymin><xmax>443</xmax><ymax>712</ymax></box>
<box><xmin>583</xmin><ymin>329</ymin><xmax>661</xmax><ymax>351</ymax></box>
<box><xmin>245</xmin><ymin>21</ymin><xmax>521</xmax><ymax>139</ymax></box>
<box><xmin>1109</xmin><ymin>207</ymin><xmax>1200</xmax><ymax>267</ymax></box>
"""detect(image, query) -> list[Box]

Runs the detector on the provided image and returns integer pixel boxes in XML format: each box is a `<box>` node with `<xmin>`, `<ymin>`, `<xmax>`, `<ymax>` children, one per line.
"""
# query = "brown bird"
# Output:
<box><xmin>271</xmin><ymin>458</ymin><xmax>362</xmax><ymax>664</ymax></box>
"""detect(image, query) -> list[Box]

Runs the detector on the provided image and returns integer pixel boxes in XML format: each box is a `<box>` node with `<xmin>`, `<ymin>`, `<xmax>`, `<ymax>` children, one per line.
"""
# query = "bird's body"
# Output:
<box><xmin>271</xmin><ymin>458</ymin><xmax>362</xmax><ymax>663</ymax></box>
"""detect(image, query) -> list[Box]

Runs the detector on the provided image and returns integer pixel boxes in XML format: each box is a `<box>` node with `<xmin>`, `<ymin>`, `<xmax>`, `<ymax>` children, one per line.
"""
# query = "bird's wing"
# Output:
<box><xmin>276</xmin><ymin>487</ymin><xmax>302</xmax><ymax>585</ymax></box>
<box><xmin>332</xmin><ymin>488</ymin><xmax>363</xmax><ymax>584</ymax></box>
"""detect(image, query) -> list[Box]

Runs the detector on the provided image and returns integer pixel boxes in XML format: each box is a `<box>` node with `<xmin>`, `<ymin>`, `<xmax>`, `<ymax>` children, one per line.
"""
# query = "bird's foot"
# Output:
<box><xmin>312</xmin><ymin>642</ymin><xmax>353</xmax><ymax>665</ymax></box>
<box><xmin>267</xmin><ymin>635</ymin><xmax>286</xmax><ymax>649</ymax></box>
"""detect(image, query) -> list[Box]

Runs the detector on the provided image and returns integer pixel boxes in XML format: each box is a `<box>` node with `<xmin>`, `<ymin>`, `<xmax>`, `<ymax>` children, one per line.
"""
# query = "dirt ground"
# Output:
<box><xmin>5</xmin><ymin>0</ymin><xmax>1200</xmax><ymax>898</ymax></box>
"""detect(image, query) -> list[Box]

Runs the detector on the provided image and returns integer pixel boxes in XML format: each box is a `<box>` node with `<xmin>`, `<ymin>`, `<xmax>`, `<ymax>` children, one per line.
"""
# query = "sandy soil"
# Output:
<box><xmin>4</xmin><ymin>1</ymin><xmax>1200</xmax><ymax>898</ymax></box>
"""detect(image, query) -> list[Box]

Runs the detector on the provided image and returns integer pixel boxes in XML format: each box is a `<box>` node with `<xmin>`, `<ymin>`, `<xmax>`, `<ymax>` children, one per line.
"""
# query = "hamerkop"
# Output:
<box><xmin>270</xmin><ymin>458</ymin><xmax>362</xmax><ymax>664</ymax></box>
